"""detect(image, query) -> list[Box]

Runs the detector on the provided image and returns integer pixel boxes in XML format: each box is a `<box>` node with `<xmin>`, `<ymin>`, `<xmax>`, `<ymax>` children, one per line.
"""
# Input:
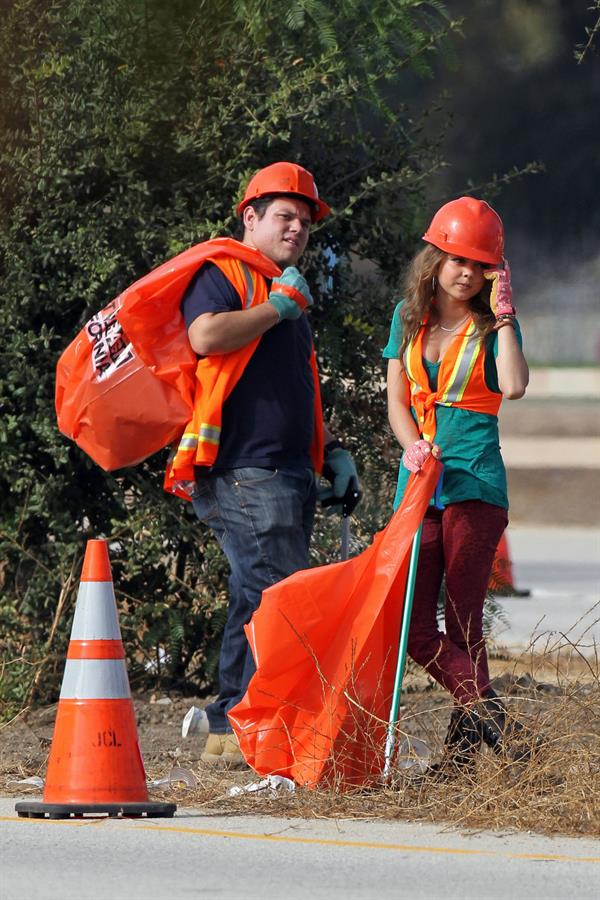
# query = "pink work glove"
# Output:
<box><xmin>485</xmin><ymin>259</ymin><xmax>516</xmax><ymax>319</ymax></box>
<box><xmin>402</xmin><ymin>440</ymin><xmax>432</xmax><ymax>473</ymax></box>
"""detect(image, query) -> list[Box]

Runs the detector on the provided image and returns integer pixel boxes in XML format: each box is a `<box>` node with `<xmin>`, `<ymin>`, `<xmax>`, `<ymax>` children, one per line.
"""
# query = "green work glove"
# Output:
<box><xmin>318</xmin><ymin>446</ymin><xmax>362</xmax><ymax>515</ymax></box>
<box><xmin>268</xmin><ymin>267</ymin><xmax>313</xmax><ymax>321</ymax></box>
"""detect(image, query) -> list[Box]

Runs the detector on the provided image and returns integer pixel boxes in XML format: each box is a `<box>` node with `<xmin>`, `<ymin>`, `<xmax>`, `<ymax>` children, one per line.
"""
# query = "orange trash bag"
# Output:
<box><xmin>228</xmin><ymin>456</ymin><xmax>442</xmax><ymax>790</ymax></box>
<box><xmin>55</xmin><ymin>239</ymin><xmax>280</xmax><ymax>470</ymax></box>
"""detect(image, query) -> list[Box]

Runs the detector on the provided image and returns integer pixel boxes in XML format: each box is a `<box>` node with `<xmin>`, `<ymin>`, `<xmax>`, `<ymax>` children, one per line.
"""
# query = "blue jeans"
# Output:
<box><xmin>192</xmin><ymin>467</ymin><xmax>316</xmax><ymax>733</ymax></box>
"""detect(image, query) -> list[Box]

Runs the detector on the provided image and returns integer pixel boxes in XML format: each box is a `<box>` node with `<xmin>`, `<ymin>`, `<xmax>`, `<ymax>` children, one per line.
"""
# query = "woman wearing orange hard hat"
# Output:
<box><xmin>422</xmin><ymin>196</ymin><xmax>504</xmax><ymax>265</ymax></box>
<box><xmin>383</xmin><ymin>196</ymin><xmax>531</xmax><ymax>777</ymax></box>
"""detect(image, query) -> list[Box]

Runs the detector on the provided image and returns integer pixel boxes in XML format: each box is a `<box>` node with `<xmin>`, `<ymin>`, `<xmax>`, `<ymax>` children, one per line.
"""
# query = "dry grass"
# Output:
<box><xmin>149</xmin><ymin>644</ymin><xmax>600</xmax><ymax>838</ymax></box>
<box><xmin>2</xmin><ymin>643</ymin><xmax>599</xmax><ymax>838</ymax></box>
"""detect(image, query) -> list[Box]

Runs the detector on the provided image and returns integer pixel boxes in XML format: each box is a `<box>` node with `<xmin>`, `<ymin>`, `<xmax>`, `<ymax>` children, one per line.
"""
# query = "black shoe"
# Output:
<box><xmin>473</xmin><ymin>690</ymin><xmax>533</xmax><ymax>763</ymax></box>
<box><xmin>446</xmin><ymin>707</ymin><xmax>482</xmax><ymax>766</ymax></box>
<box><xmin>424</xmin><ymin>708</ymin><xmax>482</xmax><ymax>782</ymax></box>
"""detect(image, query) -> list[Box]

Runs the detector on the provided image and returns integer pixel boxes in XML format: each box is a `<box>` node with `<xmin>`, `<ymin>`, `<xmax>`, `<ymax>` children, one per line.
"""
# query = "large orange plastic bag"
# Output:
<box><xmin>228</xmin><ymin>456</ymin><xmax>442</xmax><ymax>790</ymax></box>
<box><xmin>55</xmin><ymin>239</ymin><xmax>280</xmax><ymax>470</ymax></box>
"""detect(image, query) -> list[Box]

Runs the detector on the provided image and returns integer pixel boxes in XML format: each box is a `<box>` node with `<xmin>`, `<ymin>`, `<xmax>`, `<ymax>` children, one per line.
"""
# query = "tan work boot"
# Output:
<box><xmin>201</xmin><ymin>731</ymin><xmax>246</xmax><ymax>768</ymax></box>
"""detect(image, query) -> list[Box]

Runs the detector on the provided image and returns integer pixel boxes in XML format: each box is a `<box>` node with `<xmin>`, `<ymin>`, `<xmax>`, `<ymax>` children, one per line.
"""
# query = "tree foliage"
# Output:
<box><xmin>575</xmin><ymin>0</ymin><xmax>600</xmax><ymax>63</ymax></box>
<box><xmin>0</xmin><ymin>0</ymin><xmax>458</xmax><ymax>714</ymax></box>
<box><xmin>421</xmin><ymin>0</ymin><xmax>600</xmax><ymax>259</ymax></box>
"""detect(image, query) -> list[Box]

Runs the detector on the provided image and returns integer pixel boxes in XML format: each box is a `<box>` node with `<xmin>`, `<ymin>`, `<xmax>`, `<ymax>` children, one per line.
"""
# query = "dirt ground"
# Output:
<box><xmin>0</xmin><ymin>642</ymin><xmax>580</xmax><ymax>784</ymax></box>
<box><xmin>0</xmin><ymin>653</ymin><xmax>587</xmax><ymax>781</ymax></box>
<box><xmin>2</xmin><ymin>651</ymin><xmax>599</xmax><ymax>837</ymax></box>
<box><xmin>2</xmin><ymin>397</ymin><xmax>597</xmax><ymax>832</ymax></box>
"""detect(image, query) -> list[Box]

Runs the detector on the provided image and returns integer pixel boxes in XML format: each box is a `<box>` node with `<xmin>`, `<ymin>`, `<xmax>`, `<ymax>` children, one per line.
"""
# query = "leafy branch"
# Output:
<box><xmin>575</xmin><ymin>1</ymin><xmax>600</xmax><ymax>63</ymax></box>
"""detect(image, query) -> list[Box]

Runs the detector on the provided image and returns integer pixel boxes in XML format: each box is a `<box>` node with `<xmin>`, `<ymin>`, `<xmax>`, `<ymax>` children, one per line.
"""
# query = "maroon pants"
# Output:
<box><xmin>407</xmin><ymin>500</ymin><xmax>508</xmax><ymax>705</ymax></box>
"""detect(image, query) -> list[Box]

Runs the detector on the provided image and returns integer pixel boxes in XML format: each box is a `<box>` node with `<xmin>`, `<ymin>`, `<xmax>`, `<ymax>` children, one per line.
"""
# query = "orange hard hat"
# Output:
<box><xmin>237</xmin><ymin>162</ymin><xmax>331</xmax><ymax>222</ymax></box>
<box><xmin>422</xmin><ymin>197</ymin><xmax>504</xmax><ymax>265</ymax></box>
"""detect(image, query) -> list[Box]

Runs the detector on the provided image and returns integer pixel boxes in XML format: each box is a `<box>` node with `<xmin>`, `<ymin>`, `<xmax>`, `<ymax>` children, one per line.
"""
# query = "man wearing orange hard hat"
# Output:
<box><xmin>176</xmin><ymin>162</ymin><xmax>360</xmax><ymax>766</ymax></box>
<box><xmin>236</xmin><ymin>160</ymin><xmax>332</xmax><ymax>223</ymax></box>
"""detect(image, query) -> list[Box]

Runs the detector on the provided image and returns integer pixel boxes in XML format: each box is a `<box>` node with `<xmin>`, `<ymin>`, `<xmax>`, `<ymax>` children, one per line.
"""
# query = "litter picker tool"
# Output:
<box><xmin>321</xmin><ymin>483</ymin><xmax>361</xmax><ymax>561</ymax></box>
<box><xmin>340</xmin><ymin>515</ymin><xmax>351</xmax><ymax>561</ymax></box>
<box><xmin>383</xmin><ymin>520</ymin><xmax>424</xmax><ymax>780</ymax></box>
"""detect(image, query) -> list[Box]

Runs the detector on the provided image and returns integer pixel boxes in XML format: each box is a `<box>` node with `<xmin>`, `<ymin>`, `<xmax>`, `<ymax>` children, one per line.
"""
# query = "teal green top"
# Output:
<box><xmin>382</xmin><ymin>302</ymin><xmax>523</xmax><ymax>511</ymax></box>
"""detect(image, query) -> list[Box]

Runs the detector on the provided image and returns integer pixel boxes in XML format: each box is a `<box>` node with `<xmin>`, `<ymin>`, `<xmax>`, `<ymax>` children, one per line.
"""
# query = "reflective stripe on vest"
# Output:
<box><xmin>177</xmin><ymin>423</ymin><xmax>221</xmax><ymax>452</ymax></box>
<box><xmin>241</xmin><ymin>262</ymin><xmax>254</xmax><ymax>308</ymax></box>
<box><xmin>437</xmin><ymin>322</ymin><xmax>481</xmax><ymax>405</ymax></box>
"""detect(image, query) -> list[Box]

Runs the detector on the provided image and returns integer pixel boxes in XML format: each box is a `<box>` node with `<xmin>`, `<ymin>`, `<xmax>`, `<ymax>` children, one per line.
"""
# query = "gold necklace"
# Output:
<box><xmin>438</xmin><ymin>313</ymin><xmax>470</xmax><ymax>333</ymax></box>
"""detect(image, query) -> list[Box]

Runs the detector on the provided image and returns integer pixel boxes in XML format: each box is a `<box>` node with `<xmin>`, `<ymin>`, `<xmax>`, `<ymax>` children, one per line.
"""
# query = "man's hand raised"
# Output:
<box><xmin>268</xmin><ymin>267</ymin><xmax>313</xmax><ymax>321</ymax></box>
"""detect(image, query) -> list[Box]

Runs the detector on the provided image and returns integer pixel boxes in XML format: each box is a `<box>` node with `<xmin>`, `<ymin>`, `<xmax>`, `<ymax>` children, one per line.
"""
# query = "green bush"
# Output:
<box><xmin>0</xmin><ymin>0</ymin><xmax>459</xmax><ymax>716</ymax></box>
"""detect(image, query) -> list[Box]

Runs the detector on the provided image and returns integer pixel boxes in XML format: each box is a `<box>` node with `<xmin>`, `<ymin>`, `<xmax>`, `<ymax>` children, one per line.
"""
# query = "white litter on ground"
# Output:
<box><xmin>6</xmin><ymin>775</ymin><xmax>44</xmax><ymax>790</ymax></box>
<box><xmin>147</xmin><ymin>766</ymin><xmax>198</xmax><ymax>790</ymax></box>
<box><xmin>228</xmin><ymin>775</ymin><xmax>296</xmax><ymax>797</ymax></box>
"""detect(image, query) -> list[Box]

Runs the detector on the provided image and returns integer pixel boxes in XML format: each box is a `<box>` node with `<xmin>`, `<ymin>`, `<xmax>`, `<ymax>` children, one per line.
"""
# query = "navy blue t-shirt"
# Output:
<box><xmin>181</xmin><ymin>262</ymin><xmax>315</xmax><ymax>471</ymax></box>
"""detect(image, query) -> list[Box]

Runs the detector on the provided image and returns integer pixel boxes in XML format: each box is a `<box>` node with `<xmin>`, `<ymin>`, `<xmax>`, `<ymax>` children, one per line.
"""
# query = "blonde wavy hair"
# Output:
<box><xmin>397</xmin><ymin>245</ymin><xmax>496</xmax><ymax>359</ymax></box>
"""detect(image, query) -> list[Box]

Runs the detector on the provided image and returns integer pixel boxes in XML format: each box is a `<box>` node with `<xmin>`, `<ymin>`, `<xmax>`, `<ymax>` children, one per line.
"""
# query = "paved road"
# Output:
<box><xmin>492</xmin><ymin>526</ymin><xmax>600</xmax><ymax>651</ymax></box>
<box><xmin>2</xmin><ymin>801</ymin><xmax>599</xmax><ymax>900</ymax></box>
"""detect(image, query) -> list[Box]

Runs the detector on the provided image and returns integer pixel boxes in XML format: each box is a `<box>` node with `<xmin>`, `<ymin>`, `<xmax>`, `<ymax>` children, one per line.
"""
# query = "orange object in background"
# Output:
<box><xmin>489</xmin><ymin>531</ymin><xmax>531</xmax><ymax>597</ymax></box>
<box><xmin>228</xmin><ymin>456</ymin><xmax>442</xmax><ymax>790</ymax></box>
<box><xmin>55</xmin><ymin>239</ymin><xmax>280</xmax><ymax>471</ymax></box>
<box><xmin>16</xmin><ymin>540</ymin><xmax>175</xmax><ymax>819</ymax></box>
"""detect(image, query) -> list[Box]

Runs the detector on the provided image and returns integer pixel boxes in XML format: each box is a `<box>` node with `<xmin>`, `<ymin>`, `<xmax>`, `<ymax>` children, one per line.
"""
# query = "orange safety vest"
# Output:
<box><xmin>165</xmin><ymin>257</ymin><xmax>324</xmax><ymax>498</ymax></box>
<box><xmin>403</xmin><ymin>316</ymin><xmax>501</xmax><ymax>443</ymax></box>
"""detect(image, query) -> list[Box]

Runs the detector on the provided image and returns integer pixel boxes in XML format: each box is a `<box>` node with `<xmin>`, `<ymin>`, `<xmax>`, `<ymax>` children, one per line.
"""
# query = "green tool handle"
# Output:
<box><xmin>383</xmin><ymin>521</ymin><xmax>424</xmax><ymax>779</ymax></box>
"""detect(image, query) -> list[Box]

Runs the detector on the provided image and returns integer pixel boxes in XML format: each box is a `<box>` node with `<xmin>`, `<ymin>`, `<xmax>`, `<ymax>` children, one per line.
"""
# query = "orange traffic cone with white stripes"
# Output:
<box><xmin>489</xmin><ymin>531</ymin><xmax>530</xmax><ymax>598</ymax></box>
<box><xmin>16</xmin><ymin>539</ymin><xmax>176</xmax><ymax>819</ymax></box>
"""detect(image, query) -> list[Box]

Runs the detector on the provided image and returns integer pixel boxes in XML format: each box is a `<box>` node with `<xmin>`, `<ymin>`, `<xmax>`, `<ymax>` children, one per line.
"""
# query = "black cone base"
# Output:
<box><xmin>15</xmin><ymin>800</ymin><xmax>176</xmax><ymax>819</ymax></box>
<box><xmin>490</xmin><ymin>586</ymin><xmax>531</xmax><ymax>597</ymax></box>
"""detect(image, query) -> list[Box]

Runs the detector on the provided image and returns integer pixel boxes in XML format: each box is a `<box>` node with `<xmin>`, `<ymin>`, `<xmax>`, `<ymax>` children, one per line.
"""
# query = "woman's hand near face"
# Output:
<box><xmin>485</xmin><ymin>259</ymin><xmax>529</xmax><ymax>399</ymax></box>
<box><xmin>485</xmin><ymin>258</ymin><xmax>517</xmax><ymax>321</ymax></box>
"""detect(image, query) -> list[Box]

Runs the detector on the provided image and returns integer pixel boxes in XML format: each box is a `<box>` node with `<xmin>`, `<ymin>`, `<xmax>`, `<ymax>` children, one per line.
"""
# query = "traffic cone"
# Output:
<box><xmin>16</xmin><ymin>540</ymin><xmax>176</xmax><ymax>819</ymax></box>
<box><xmin>489</xmin><ymin>532</ymin><xmax>530</xmax><ymax>598</ymax></box>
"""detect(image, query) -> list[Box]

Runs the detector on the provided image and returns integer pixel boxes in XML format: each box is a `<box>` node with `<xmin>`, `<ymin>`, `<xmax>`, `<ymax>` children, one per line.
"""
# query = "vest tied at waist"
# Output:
<box><xmin>403</xmin><ymin>316</ymin><xmax>501</xmax><ymax>443</ymax></box>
